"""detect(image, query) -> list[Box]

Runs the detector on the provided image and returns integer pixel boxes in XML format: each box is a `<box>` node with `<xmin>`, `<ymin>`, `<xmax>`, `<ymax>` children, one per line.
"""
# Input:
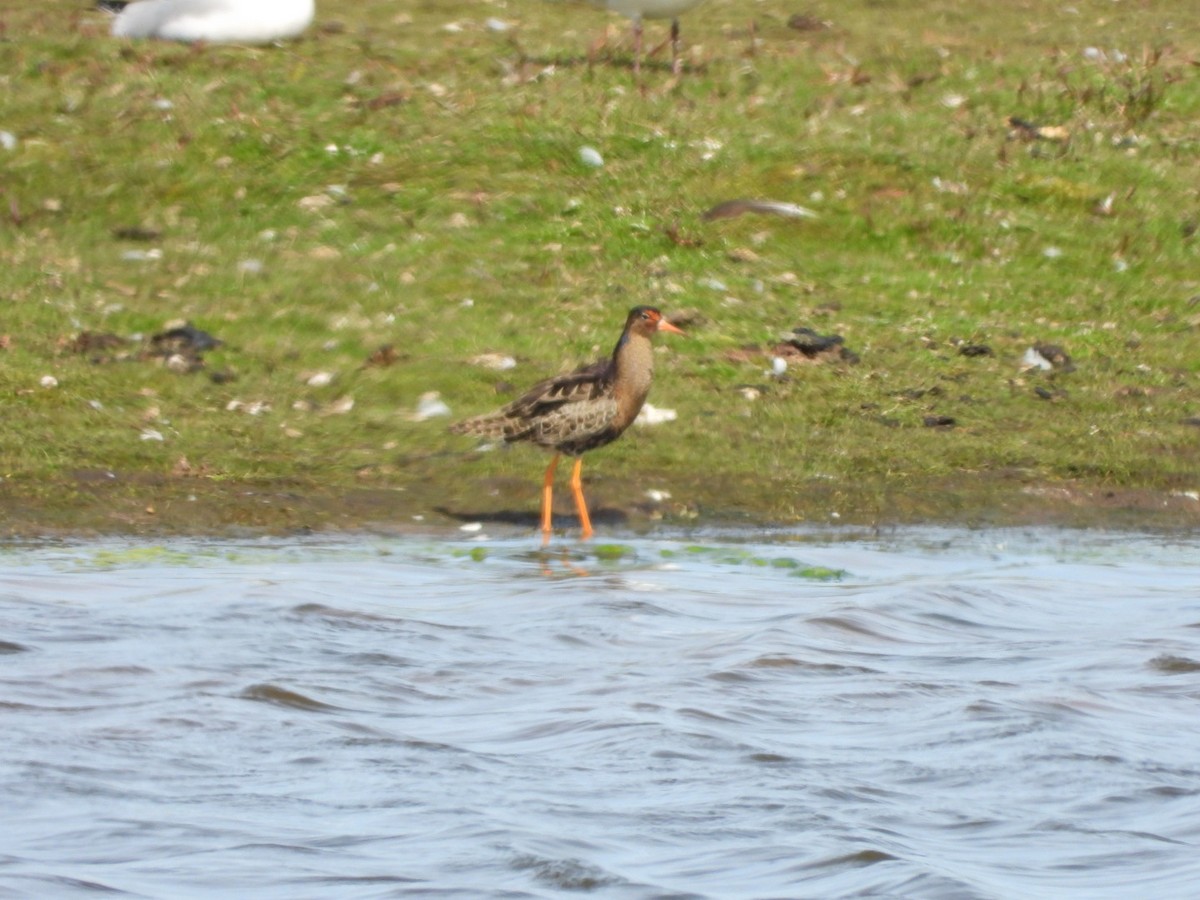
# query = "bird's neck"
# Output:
<box><xmin>611</xmin><ymin>331</ymin><xmax>655</xmax><ymax>413</ymax></box>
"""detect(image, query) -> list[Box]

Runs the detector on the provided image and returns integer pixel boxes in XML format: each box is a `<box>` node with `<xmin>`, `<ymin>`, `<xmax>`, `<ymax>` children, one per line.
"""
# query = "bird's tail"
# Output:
<box><xmin>448</xmin><ymin>414</ymin><xmax>510</xmax><ymax>439</ymax></box>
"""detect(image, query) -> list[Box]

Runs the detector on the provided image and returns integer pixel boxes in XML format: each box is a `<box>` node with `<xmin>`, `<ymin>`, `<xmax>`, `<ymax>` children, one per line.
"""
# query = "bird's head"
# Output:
<box><xmin>626</xmin><ymin>306</ymin><xmax>685</xmax><ymax>338</ymax></box>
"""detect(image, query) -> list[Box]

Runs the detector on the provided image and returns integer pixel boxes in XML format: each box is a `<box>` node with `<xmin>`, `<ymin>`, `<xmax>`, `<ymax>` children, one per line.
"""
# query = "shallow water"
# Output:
<box><xmin>2</xmin><ymin>528</ymin><xmax>1199</xmax><ymax>899</ymax></box>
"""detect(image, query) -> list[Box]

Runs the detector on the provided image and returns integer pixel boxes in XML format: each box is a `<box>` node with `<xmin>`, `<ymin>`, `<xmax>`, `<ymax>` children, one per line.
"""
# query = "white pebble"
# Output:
<box><xmin>39</xmin><ymin>375</ymin><xmax>58</xmax><ymax>388</ymax></box>
<box><xmin>121</xmin><ymin>248</ymin><xmax>163</xmax><ymax>262</ymax></box>
<box><xmin>140</xmin><ymin>429</ymin><xmax>165</xmax><ymax>442</ymax></box>
<box><xmin>469</xmin><ymin>353</ymin><xmax>517</xmax><ymax>371</ymax></box>
<box><xmin>579</xmin><ymin>146</ymin><xmax>604</xmax><ymax>168</ymax></box>
<box><xmin>413</xmin><ymin>391</ymin><xmax>451</xmax><ymax>421</ymax></box>
<box><xmin>771</xmin><ymin>356</ymin><xmax>788</xmax><ymax>377</ymax></box>
<box><xmin>635</xmin><ymin>403</ymin><xmax>677</xmax><ymax>426</ymax></box>
<box><xmin>298</xmin><ymin>194</ymin><xmax>335</xmax><ymax>211</ymax></box>
<box><xmin>165</xmin><ymin>354</ymin><xmax>191</xmax><ymax>374</ymax></box>
<box><xmin>306</xmin><ymin>371</ymin><xmax>335</xmax><ymax>387</ymax></box>
<box><xmin>1021</xmin><ymin>347</ymin><xmax>1054</xmax><ymax>371</ymax></box>
<box><xmin>324</xmin><ymin>396</ymin><xmax>354</xmax><ymax>416</ymax></box>
<box><xmin>0</xmin><ymin>131</ymin><xmax>16</xmax><ymax>151</ymax></box>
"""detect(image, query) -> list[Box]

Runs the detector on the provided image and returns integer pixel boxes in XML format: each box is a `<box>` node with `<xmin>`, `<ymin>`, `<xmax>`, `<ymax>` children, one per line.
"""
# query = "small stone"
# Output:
<box><xmin>469</xmin><ymin>353</ymin><xmax>517</xmax><ymax>371</ymax></box>
<box><xmin>636</xmin><ymin>403</ymin><xmax>676</xmax><ymax>426</ymax></box>
<box><xmin>121</xmin><ymin>248</ymin><xmax>162</xmax><ymax>262</ymax></box>
<box><xmin>923</xmin><ymin>415</ymin><xmax>956</xmax><ymax>428</ymax></box>
<box><xmin>412</xmin><ymin>391</ymin><xmax>451</xmax><ymax>421</ymax></box>
<box><xmin>958</xmin><ymin>343</ymin><xmax>993</xmax><ymax>358</ymax></box>
<box><xmin>579</xmin><ymin>146</ymin><xmax>604</xmax><ymax>168</ymax></box>
<box><xmin>165</xmin><ymin>353</ymin><xmax>192</xmax><ymax>373</ymax></box>
<box><xmin>322</xmin><ymin>396</ymin><xmax>355</xmax><ymax>416</ymax></box>
<box><xmin>298</xmin><ymin>194</ymin><xmax>335</xmax><ymax>211</ymax></box>
<box><xmin>1021</xmin><ymin>347</ymin><xmax>1053</xmax><ymax>371</ymax></box>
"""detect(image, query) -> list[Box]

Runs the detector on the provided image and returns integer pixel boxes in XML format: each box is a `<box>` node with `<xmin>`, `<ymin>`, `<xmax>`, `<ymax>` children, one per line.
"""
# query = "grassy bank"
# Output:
<box><xmin>1</xmin><ymin>0</ymin><xmax>1198</xmax><ymax>536</ymax></box>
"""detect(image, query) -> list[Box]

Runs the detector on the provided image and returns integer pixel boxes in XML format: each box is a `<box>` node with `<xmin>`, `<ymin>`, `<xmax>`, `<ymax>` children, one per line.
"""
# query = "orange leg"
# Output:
<box><xmin>541</xmin><ymin>453</ymin><xmax>560</xmax><ymax>546</ymax></box>
<box><xmin>569</xmin><ymin>457</ymin><xmax>594</xmax><ymax>541</ymax></box>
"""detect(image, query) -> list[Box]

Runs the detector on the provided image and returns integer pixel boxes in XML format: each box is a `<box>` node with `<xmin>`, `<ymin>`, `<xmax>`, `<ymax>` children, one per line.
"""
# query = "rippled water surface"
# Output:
<box><xmin>2</xmin><ymin>528</ymin><xmax>1199</xmax><ymax>898</ymax></box>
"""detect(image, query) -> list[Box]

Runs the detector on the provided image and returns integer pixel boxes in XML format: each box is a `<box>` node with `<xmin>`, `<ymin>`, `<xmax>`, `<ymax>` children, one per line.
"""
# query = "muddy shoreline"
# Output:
<box><xmin>2</xmin><ymin>471</ymin><xmax>1196</xmax><ymax>539</ymax></box>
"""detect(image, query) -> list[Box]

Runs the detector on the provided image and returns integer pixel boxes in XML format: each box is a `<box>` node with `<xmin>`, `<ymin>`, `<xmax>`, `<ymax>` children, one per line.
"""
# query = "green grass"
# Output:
<box><xmin>0</xmin><ymin>0</ymin><xmax>1197</xmax><ymax>534</ymax></box>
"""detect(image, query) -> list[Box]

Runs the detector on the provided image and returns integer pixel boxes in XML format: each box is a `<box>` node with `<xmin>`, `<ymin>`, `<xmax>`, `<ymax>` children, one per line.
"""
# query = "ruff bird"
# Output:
<box><xmin>451</xmin><ymin>306</ymin><xmax>683</xmax><ymax>544</ymax></box>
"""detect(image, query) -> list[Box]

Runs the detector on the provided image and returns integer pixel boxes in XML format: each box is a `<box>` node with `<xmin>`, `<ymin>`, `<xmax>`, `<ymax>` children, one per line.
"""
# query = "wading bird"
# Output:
<box><xmin>104</xmin><ymin>0</ymin><xmax>314</xmax><ymax>44</ymax></box>
<box><xmin>451</xmin><ymin>306</ymin><xmax>684</xmax><ymax>544</ymax></box>
<box><xmin>585</xmin><ymin>0</ymin><xmax>707</xmax><ymax>75</ymax></box>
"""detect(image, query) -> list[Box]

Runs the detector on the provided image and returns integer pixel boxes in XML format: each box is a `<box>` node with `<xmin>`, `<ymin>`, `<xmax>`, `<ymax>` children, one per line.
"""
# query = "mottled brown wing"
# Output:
<box><xmin>500</xmin><ymin>359</ymin><xmax>612</xmax><ymax>421</ymax></box>
<box><xmin>449</xmin><ymin>358</ymin><xmax>614</xmax><ymax>443</ymax></box>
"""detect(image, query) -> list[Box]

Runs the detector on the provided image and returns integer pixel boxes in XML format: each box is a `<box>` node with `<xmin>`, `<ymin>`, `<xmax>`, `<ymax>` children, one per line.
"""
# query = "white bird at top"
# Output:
<box><xmin>108</xmin><ymin>0</ymin><xmax>315</xmax><ymax>44</ymax></box>
<box><xmin>584</xmin><ymin>0</ymin><xmax>707</xmax><ymax>75</ymax></box>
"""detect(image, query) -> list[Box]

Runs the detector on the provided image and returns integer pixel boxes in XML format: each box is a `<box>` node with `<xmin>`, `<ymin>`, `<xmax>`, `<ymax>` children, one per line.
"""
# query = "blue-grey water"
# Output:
<box><xmin>2</xmin><ymin>528</ymin><xmax>1199</xmax><ymax>899</ymax></box>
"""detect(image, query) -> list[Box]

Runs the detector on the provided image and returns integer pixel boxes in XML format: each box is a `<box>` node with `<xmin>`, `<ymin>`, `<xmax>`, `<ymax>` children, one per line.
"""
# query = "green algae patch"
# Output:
<box><xmin>592</xmin><ymin>544</ymin><xmax>636</xmax><ymax>562</ymax></box>
<box><xmin>82</xmin><ymin>546</ymin><xmax>206</xmax><ymax>569</ymax></box>
<box><xmin>791</xmin><ymin>566</ymin><xmax>848</xmax><ymax>582</ymax></box>
<box><xmin>662</xmin><ymin>544</ymin><xmax>849</xmax><ymax>579</ymax></box>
